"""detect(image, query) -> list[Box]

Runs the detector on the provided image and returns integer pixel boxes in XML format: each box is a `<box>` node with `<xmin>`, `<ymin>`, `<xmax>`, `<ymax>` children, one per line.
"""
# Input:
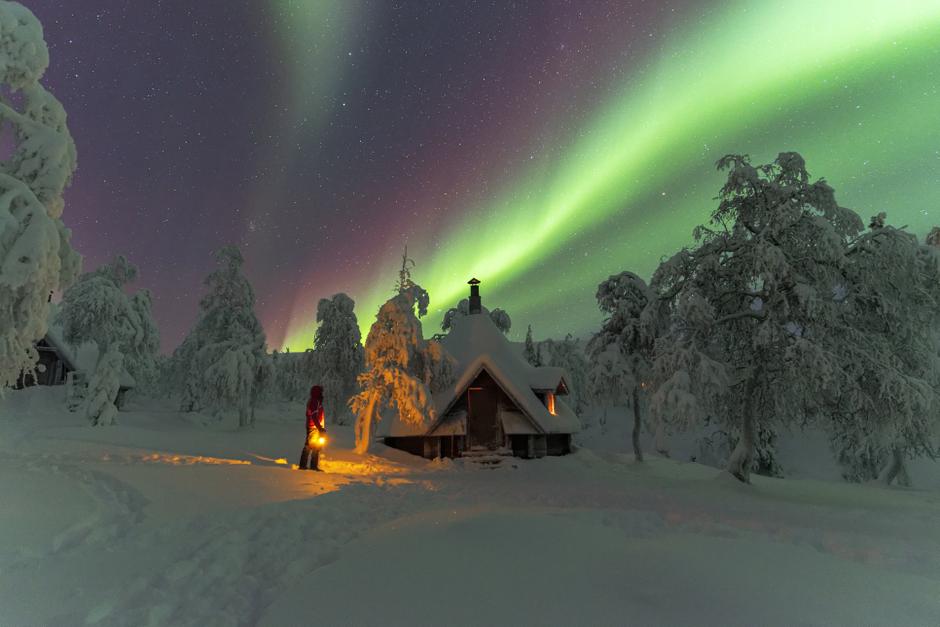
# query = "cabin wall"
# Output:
<box><xmin>439</xmin><ymin>435</ymin><xmax>464</xmax><ymax>458</ymax></box>
<box><xmin>510</xmin><ymin>435</ymin><xmax>529</xmax><ymax>457</ymax></box>
<box><xmin>546</xmin><ymin>434</ymin><xmax>571</xmax><ymax>456</ymax></box>
<box><xmin>384</xmin><ymin>435</ymin><xmax>467</xmax><ymax>459</ymax></box>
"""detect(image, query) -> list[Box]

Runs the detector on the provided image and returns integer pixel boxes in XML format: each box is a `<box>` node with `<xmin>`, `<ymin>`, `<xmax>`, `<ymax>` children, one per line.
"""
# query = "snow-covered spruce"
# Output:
<box><xmin>171</xmin><ymin>246</ymin><xmax>269</xmax><ymax>427</ymax></box>
<box><xmin>56</xmin><ymin>256</ymin><xmax>159</xmax><ymax>424</ymax></box>
<box><xmin>350</xmin><ymin>284</ymin><xmax>455</xmax><ymax>454</ymax></box>
<box><xmin>650</xmin><ymin>153</ymin><xmax>864</xmax><ymax>483</ymax></box>
<box><xmin>313</xmin><ymin>292</ymin><xmax>363</xmax><ymax>426</ymax></box>
<box><xmin>0</xmin><ymin>1</ymin><xmax>80</xmax><ymax>390</ymax></box>
<box><xmin>523</xmin><ymin>324</ymin><xmax>541</xmax><ymax>366</ymax></box>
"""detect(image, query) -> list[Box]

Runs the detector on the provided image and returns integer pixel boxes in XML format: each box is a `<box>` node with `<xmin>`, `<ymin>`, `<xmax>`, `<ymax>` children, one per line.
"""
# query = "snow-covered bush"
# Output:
<box><xmin>313</xmin><ymin>293</ymin><xmax>363</xmax><ymax>425</ymax></box>
<box><xmin>172</xmin><ymin>246</ymin><xmax>268</xmax><ymax>427</ymax></box>
<box><xmin>351</xmin><ymin>284</ymin><xmax>455</xmax><ymax>454</ymax></box>
<box><xmin>0</xmin><ymin>1</ymin><xmax>80</xmax><ymax>390</ymax></box>
<box><xmin>650</xmin><ymin>153</ymin><xmax>864</xmax><ymax>483</ymax></box>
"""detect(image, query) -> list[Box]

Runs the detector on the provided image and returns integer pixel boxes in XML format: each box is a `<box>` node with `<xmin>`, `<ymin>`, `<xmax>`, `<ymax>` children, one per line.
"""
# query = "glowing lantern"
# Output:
<box><xmin>308</xmin><ymin>432</ymin><xmax>328</xmax><ymax>448</ymax></box>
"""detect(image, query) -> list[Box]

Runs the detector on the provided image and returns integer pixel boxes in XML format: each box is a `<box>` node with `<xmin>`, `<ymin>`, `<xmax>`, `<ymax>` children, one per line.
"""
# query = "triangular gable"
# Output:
<box><xmin>429</xmin><ymin>359</ymin><xmax>544</xmax><ymax>436</ymax></box>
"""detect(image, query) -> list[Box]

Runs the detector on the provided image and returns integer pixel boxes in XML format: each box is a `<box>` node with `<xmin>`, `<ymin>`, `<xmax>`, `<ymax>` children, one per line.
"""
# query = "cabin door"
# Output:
<box><xmin>467</xmin><ymin>385</ymin><xmax>500</xmax><ymax>449</ymax></box>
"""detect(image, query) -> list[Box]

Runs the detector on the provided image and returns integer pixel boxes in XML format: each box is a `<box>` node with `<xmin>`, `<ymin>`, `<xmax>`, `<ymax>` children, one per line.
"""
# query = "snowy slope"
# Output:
<box><xmin>1</xmin><ymin>387</ymin><xmax>939</xmax><ymax>626</ymax></box>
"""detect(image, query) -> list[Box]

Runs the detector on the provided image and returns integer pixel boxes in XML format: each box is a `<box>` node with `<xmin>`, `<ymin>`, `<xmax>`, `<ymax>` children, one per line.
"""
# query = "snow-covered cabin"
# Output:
<box><xmin>382</xmin><ymin>279</ymin><xmax>580</xmax><ymax>459</ymax></box>
<box><xmin>16</xmin><ymin>308</ymin><xmax>136</xmax><ymax>406</ymax></box>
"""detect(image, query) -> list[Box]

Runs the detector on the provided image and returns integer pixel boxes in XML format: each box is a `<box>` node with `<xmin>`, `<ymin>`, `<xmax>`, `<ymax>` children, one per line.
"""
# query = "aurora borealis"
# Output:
<box><xmin>29</xmin><ymin>1</ymin><xmax>940</xmax><ymax>352</ymax></box>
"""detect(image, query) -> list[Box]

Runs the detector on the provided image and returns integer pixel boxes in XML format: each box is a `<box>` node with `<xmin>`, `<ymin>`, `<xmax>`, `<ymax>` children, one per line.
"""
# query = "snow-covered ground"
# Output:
<box><xmin>1</xmin><ymin>388</ymin><xmax>939</xmax><ymax>626</ymax></box>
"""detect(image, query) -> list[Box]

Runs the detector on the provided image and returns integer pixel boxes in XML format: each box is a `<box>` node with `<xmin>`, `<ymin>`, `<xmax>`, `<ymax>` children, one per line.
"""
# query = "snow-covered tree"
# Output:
<box><xmin>172</xmin><ymin>246</ymin><xmax>268</xmax><ymax>427</ymax></box>
<box><xmin>270</xmin><ymin>348</ymin><xmax>315</xmax><ymax>402</ymax></box>
<box><xmin>124</xmin><ymin>289</ymin><xmax>160</xmax><ymax>390</ymax></box>
<box><xmin>57</xmin><ymin>256</ymin><xmax>159</xmax><ymax>424</ymax></box>
<box><xmin>82</xmin><ymin>348</ymin><xmax>122</xmax><ymax>426</ymax></box>
<box><xmin>926</xmin><ymin>226</ymin><xmax>940</xmax><ymax>249</ymax></box>
<box><xmin>314</xmin><ymin>293</ymin><xmax>363</xmax><ymax>425</ymax></box>
<box><xmin>350</xmin><ymin>285</ymin><xmax>455</xmax><ymax>454</ymax></box>
<box><xmin>393</xmin><ymin>246</ymin><xmax>428</xmax><ymax>316</ymax></box>
<box><xmin>58</xmin><ymin>256</ymin><xmax>137</xmax><ymax>356</ymax></box>
<box><xmin>540</xmin><ymin>334</ymin><xmax>590</xmax><ymax>416</ymax></box>
<box><xmin>441</xmin><ymin>298</ymin><xmax>512</xmax><ymax>334</ymax></box>
<box><xmin>650</xmin><ymin>153</ymin><xmax>864</xmax><ymax>483</ymax></box>
<box><xmin>523</xmin><ymin>324</ymin><xmax>541</xmax><ymax>367</ymax></box>
<box><xmin>0</xmin><ymin>2</ymin><xmax>81</xmax><ymax>390</ymax></box>
<box><xmin>587</xmin><ymin>272</ymin><xmax>660</xmax><ymax>461</ymax></box>
<box><xmin>826</xmin><ymin>217</ymin><xmax>940</xmax><ymax>485</ymax></box>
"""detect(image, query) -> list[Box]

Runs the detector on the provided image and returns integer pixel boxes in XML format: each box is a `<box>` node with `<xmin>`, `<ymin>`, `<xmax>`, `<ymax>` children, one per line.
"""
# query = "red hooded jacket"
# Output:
<box><xmin>305</xmin><ymin>385</ymin><xmax>325</xmax><ymax>432</ymax></box>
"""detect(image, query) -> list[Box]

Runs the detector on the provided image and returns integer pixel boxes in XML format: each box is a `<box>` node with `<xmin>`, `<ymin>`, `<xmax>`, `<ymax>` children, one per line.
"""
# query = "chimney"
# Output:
<box><xmin>468</xmin><ymin>277</ymin><xmax>481</xmax><ymax>314</ymax></box>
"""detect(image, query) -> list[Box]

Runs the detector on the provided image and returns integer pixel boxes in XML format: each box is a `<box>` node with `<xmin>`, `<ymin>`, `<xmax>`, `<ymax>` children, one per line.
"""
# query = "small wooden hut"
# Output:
<box><xmin>382</xmin><ymin>279</ymin><xmax>580</xmax><ymax>459</ymax></box>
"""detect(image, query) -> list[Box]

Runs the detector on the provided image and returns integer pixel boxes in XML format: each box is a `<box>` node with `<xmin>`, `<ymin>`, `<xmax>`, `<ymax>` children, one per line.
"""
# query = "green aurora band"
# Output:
<box><xmin>283</xmin><ymin>0</ymin><xmax>940</xmax><ymax>349</ymax></box>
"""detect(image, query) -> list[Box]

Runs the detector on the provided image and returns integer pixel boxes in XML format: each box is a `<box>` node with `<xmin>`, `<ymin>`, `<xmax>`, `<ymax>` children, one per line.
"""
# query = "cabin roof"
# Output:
<box><xmin>527</xmin><ymin>366</ymin><xmax>569</xmax><ymax>394</ymax></box>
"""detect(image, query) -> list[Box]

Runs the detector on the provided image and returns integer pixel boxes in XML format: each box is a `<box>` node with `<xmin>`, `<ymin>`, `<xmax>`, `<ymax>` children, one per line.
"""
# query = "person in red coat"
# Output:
<box><xmin>299</xmin><ymin>385</ymin><xmax>326</xmax><ymax>470</ymax></box>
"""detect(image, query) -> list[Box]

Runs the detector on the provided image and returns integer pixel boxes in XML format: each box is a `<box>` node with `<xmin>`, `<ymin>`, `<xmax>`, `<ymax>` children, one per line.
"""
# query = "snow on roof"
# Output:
<box><xmin>378</xmin><ymin>414</ymin><xmax>427</xmax><ymax>437</ymax></box>
<box><xmin>500</xmin><ymin>409</ymin><xmax>538</xmax><ymax>435</ymax></box>
<box><xmin>432</xmin><ymin>314</ymin><xmax>579</xmax><ymax>434</ymax></box>
<box><xmin>44</xmin><ymin>305</ymin><xmax>137</xmax><ymax>389</ymax></box>
<box><xmin>528</xmin><ymin>366</ymin><xmax>569</xmax><ymax>393</ymax></box>
<box><xmin>41</xmin><ymin>326</ymin><xmax>80</xmax><ymax>372</ymax></box>
<box><xmin>427</xmin><ymin>409</ymin><xmax>466</xmax><ymax>436</ymax></box>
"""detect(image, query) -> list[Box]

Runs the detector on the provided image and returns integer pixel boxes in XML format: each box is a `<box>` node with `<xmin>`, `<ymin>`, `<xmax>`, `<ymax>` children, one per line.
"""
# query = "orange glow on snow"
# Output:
<box><xmin>133</xmin><ymin>453</ymin><xmax>251</xmax><ymax>466</ymax></box>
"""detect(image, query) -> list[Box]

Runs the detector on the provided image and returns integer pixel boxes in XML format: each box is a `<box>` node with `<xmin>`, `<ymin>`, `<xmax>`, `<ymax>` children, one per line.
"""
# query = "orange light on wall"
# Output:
<box><xmin>546</xmin><ymin>392</ymin><xmax>556</xmax><ymax>415</ymax></box>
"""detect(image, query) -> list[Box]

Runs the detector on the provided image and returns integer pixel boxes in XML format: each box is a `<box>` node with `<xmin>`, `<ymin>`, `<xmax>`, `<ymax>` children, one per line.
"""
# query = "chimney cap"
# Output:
<box><xmin>467</xmin><ymin>277</ymin><xmax>481</xmax><ymax>285</ymax></box>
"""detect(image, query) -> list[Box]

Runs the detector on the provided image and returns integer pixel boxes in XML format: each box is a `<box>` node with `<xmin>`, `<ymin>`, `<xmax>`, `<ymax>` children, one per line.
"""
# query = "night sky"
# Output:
<box><xmin>27</xmin><ymin>1</ymin><xmax>940</xmax><ymax>352</ymax></box>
